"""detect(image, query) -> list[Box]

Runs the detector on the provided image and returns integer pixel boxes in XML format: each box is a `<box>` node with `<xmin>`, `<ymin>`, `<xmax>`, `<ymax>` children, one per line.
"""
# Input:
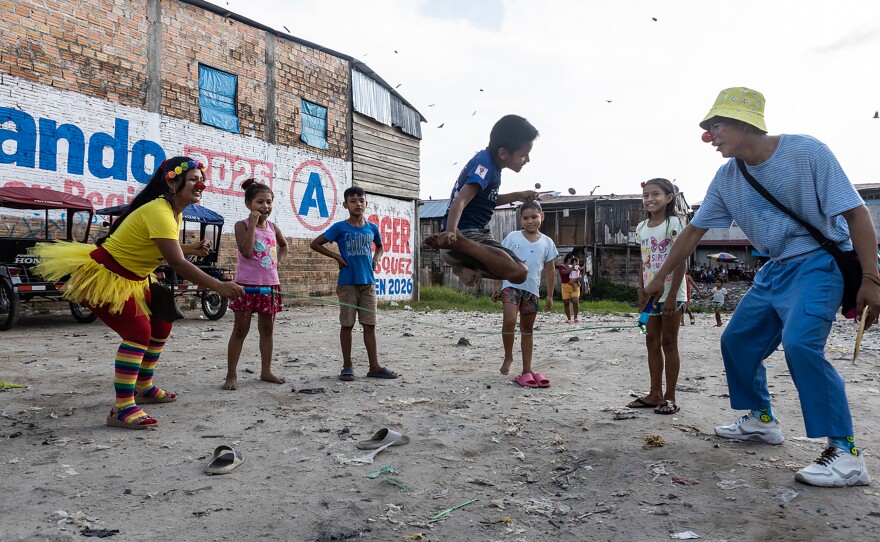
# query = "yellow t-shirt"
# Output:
<box><xmin>102</xmin><ymin>198</ymin><xmax>182</xmax><ymax>277</ymax></box>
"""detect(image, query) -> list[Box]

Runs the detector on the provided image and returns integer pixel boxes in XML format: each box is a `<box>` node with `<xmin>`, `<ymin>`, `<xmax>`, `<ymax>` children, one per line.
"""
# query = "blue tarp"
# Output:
<box><xmin>751</xmin><ymin>249</ymin><xmax>769</xmax><ymax>257</ymax></box>
<box><xmin>97</xmin><ymin>203</ymin><xmax>224</xmax><ymax>226</ymax></box>
<box><xmin>300</xmin><ymin>99</ymin><xmax>329</xmax><ymax>150</ymax></box>
<box><xmin>199</xmin><ymin>65</ymin><xmax>240</xmax><ymax>133</ymax></box>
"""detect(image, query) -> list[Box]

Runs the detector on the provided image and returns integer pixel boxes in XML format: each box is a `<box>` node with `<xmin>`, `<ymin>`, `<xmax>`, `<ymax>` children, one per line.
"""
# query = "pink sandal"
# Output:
<box><xmin>531</xmin><ymin>373</ymin><xmax>551</xmax><ymax>388</ymax></box>
<box><xmin>514</xmin><ymin>373</ymin><xmax>539</xmax><ymax>388</ymax></box>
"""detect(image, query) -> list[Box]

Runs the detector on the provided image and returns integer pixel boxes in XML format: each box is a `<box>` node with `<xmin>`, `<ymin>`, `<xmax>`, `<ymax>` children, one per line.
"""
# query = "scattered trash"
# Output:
<box><xmin>351</xmin><ymin>442</ymin><xmax>394</xmax><ymax>465</ymax></box>
<box><xmin>366</xmin><ymin>464</ymin><xmax>398</xmax><ymax>479</ymax></box>
<box><xmin>671</xmin><ymin>475</ymin><xmax>700</xmax><ymax>486</ymax></box>
<box><xmin>643</xmin><ymin>434</ymin><xmax>668</xmax><ymax>449</ymax></box>
<box><xmin>384</xmin><ymin>478</ymin><xmax>411</xmax><ymax>492</ymax></box>
<box><xmin>296</xmin><ymin>388</ymin><xmax>325</xmax><ymax>394</ymax></box>
<box><xmin>402</xmin><ymin>534</ymin><xmax>426</xmax><ymax>541</ymax></box>
<box><xmin>244</xmin><ymin>368</ymin><xmax>255</xmax><ymax>374</ymax></box>
<box><xmin>774</xmin><ymin>487</ymin><xmax>800</xmax><ymax>504</ymax></box>
<box><xmin>81</xmin><ymin>528</ymin><xmax>121</xmax><ymax>538</ymax></box>
<box><xmin>456</xmin><ymin>337</ymin><xmax>471</xmax><ymax>346</ymax></box>
<box><xmin>0</xmin><ymin>381</ymin><xmax>25</xmax><ymax>389</ymax></box>
<box><xmin>670</xmin><ymin>531</ymin><xmax>700</xmax><ymax>540</ymax></box>
<box><xmin>716</xmin><ymin>479</ymin><xmax>747</xmax><ymax>490</ymax></box>
<box><xmin>430</xmin><ymin>498</ymin><xmax>478</xmax><ymax>521</ymax></box>
<box><xmin>613</xmin><ymin>408</ymin><xmax>637</xmax><ymax>420</ymax></box>
<box><xmin>568</xmin><ymin>336</ymin><xmax>579</xmax><ymax>342</ymax></box>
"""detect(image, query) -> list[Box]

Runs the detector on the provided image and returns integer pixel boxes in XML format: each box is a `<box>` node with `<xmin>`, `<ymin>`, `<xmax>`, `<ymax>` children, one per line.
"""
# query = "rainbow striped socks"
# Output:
<box><xmin>114</xmin><ymin>341</ymin><xmax>147</xmax><ymax>411</ymax></box>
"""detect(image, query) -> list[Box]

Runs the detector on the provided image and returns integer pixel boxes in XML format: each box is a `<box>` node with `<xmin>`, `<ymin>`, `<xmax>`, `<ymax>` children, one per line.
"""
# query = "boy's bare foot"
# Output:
<box><xmin>222</xmin><ymin>376</ymin><xmax>237</xmax><ymax>390</ymax></box>
<box><xmin>454</xmin><ymin>265</ymin><xmax>484</xmax><ymax>286</ymax></box>
<box><xmin>261</xmin><ymin>373</ymin><xmax>286</xmax><ymax>384</ymax></box>
<box><xmin>424</xmin><ymin>231</ymin><xmax>458</xmax><ymax>249</ymax></box>
<box><xmin>500</xmin><ymin>358</ymin><xmax>514</xmax><ymax>375</ymax></box>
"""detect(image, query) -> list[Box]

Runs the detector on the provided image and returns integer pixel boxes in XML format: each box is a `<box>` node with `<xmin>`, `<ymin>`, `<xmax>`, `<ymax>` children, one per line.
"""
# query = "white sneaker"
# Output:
<box><xmin>714</xmin><ymin>414</ymin><xmax>784</xmax><ymax>445</ymax></box>
<box><xmin>795</xmin><ymin>447</ymin><xmax>871</xmax><ymax>487</ymax></box>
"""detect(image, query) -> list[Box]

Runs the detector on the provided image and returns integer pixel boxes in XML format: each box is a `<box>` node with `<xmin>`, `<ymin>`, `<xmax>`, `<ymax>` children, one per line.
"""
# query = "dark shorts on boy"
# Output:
<box><xmin>337</xmin><ymin>284</ymin><xmax>377</xmax><ymax>326</ymax></box>
<box><xmin>500</xmin><ymin>286</ymin><xmax>539</xmax><ymax>315</ymax></box>
<box><xmin>440</xmin><ymin>228</ymin><xmax>524</xmax><ymax>272</ymax></box>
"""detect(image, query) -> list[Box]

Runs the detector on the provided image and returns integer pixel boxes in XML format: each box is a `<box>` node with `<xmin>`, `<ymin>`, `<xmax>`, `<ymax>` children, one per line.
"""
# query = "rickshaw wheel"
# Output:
<box><xmin>0</xmin><ymin>280</ymin><xmax>21</xmax><ymax>331</ymax></box>
<box><xmin>70</xmin><ymin>302</ymin><xmax>98</xmax><ymax>324</ymax></box>
<box><xmin>202</xmin><ymin>292</ymin><xmax>228</xmax><ymax>320</ymax></box>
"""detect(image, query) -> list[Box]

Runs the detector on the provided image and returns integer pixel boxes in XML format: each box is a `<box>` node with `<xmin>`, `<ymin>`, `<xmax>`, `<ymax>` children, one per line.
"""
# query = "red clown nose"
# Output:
<box><xmin>701</xmin><ymin>131</ymin><xmax>713</xmax><ymax>143</ymax></box>
<box><xmin>195</xmin><ymin>181</ymin><xmax>206</xmax><ymax>191</ymax></box>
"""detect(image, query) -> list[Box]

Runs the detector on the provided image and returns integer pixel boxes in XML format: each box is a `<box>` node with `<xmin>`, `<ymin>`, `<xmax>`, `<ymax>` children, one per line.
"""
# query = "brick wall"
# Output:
<box><xmin>0</xmin><ymin>0</ymin><xmax>365</xmax><ymax>301</ymax></box>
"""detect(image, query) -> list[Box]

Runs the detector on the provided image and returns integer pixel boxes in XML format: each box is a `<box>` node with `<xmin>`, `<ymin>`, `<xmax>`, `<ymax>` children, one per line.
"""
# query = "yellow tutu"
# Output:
<box><xmin>31</xmin><ymin>241</ymin><xmax>151</xmax><ymax>316</ymax></box>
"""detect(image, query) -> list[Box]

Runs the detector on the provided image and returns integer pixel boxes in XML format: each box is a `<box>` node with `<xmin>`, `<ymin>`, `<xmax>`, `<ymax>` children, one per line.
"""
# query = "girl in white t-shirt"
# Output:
<box><xmin>710</xmin><ymin>277</ymin><xmax>730</xmax><ymax>327</ymax></box>
<box><xmin>628</xmin><ymin>178</ymin><xmax>687</xmax><ymax>415</ymax></box>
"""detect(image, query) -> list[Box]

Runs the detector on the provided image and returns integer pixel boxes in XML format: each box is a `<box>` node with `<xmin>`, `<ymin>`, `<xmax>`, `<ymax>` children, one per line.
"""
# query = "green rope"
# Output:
<box><xmin>265</xmin><ymin>289</ymin><xmax>641</xmax><ymax>337</ymax></box>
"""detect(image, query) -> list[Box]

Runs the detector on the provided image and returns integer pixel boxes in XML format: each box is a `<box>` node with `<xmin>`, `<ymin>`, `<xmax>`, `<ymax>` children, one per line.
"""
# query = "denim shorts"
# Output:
<box><xmin>650</xmin><ymin>300</ymin><xmax>685</xmax><ymax>316</ymax></box>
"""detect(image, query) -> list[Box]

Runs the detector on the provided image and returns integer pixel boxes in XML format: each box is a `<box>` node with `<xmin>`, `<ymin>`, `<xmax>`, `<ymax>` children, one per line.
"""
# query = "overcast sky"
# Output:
<box><xmin>224</xmin><ymin>0</ymin><xmax>880</xmax><ymax>204</ymax></box>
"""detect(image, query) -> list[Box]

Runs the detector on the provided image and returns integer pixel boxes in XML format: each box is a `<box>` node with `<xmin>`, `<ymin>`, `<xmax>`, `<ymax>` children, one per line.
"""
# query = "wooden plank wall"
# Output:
<box><xmin>352</xmin><ymin>113</ymin><xmax>420</xmax><ymax>200</ymax></box>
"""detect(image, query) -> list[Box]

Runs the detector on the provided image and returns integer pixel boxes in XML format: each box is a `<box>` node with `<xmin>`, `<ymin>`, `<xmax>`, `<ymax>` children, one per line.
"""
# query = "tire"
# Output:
<box><xmin>70</xmin><ymin>302</ymin><xmax>98</xmax><ymax>324</ymax></box>
<box><xmin>0</xmin><ymin>280</ymin><xmax>21</xmax><ymax>331</ymax></box>
<box><xmin>202</xmin><ymin>291</ymin><xmax>228</xmax><ymax>320</ymax></box>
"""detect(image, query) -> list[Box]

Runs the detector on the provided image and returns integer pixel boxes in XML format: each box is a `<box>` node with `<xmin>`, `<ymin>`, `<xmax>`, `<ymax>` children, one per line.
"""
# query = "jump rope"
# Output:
<box><xmin>241</xmin><ymin>287</ymin><xmax>647</xmax><ymax>338</ymax></box>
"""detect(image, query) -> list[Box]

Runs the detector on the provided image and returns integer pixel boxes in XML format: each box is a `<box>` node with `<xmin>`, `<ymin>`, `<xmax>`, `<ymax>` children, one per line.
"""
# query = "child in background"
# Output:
<box><xmin>425</xmin><ymin>115</ymin><xmax>540</xmax><ymax>286</ymax></box>
<box><xmin>493</xmin><ymin>201</ymin><xmax>557</xmax><ymax>387</ymax></box>
<box><xmin>557</xmin><ymin>253</ymin><xmax>581</xmax><ymax>323</ymax></box>
<box><xmin>710</xmin><ymin>277</ymin><xmax>729</xmax><ymax>327</ymax></box>
<box><xmin>224</xmin><ymin>179</ymin><xmax>288</xmax><ymax>390</ymax></box>
<box><xmin>311</xmin><ymin>187</ymin><xmax>397</xmax><ymax>381</ymax></box>
<box><xmin>681</xmin><ymin>274</ymin><xmax>704</xmax><ymax>326</ymax></box>
<box><xmin>628</xmin><ymin>178</ymin><xmax>687</xmax><ymax>415</ymax></box>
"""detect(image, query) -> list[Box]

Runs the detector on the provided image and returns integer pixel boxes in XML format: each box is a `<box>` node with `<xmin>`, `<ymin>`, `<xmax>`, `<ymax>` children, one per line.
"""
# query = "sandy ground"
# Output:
<box><xmin>2</xmin><ymin>298</ymin><xmax>880</xmax><ymax>542</ymax></box>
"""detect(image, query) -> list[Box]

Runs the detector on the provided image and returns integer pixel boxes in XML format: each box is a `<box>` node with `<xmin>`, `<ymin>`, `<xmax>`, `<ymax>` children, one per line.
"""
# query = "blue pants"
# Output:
<box><xmin>719</xmin><ymin>250</ymin><xmax>852</xmax><ymax>438</ymax></box>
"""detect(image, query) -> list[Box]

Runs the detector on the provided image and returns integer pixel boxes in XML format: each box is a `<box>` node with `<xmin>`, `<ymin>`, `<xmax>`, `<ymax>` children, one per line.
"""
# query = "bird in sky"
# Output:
<box><xmin>438</xmin><ymin>123</ymin><xmax>445</xmax><ymax>128</ymax></box>
<box><xmin>395</xmin><ymin>84</ymin><xmax>402</xmax><ymax>88</ymax></box>
<box><xmin>472</xmin><ymin>110</ymin><xmax>476</xmax><ymax>116</ymax></box>
<box><xmin>874</xmin><ymin>111</ymin><xmax>879</xmax><ymax>119</ymax></box>
<box><xmin>428</xmin><ymin>104</ymin><xmax>435</xmax><ymax>107</ymax></box>
<box><xmin>652</xmin><ymin>17</ymin><xmax>658</xmax><ymax>21</ymax></box>
<box><xmin>283</xmin><ymin>25</ymin><xmax>290</xmax><ymax>32</ymax></box>
<box><xmin>606</xmin><ymin>100</ymin><xmax>612</xmax><ymax>103</ymax></box>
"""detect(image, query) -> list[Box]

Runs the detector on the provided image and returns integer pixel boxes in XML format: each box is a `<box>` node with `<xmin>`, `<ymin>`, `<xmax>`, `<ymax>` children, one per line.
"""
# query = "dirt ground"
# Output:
<box><xmin>2</xmin><ymin>299</ymin><xmax>880</xmax><ymax>542</ymax></box>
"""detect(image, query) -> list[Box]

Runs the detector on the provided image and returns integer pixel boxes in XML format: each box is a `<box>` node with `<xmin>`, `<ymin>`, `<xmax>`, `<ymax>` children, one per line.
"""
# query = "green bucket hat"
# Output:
<box><xmin>699</xmin><ymin>87</ymin><xmax>767</xmax><ymax>132</ymax></box>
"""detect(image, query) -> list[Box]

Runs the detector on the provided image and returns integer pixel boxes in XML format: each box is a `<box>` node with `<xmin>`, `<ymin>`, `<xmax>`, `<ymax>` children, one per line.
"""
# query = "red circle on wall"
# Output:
<box><xmin>290</xmin><ymin>160</ymin><xmax>338</xmax><ymax>231</ymax></box>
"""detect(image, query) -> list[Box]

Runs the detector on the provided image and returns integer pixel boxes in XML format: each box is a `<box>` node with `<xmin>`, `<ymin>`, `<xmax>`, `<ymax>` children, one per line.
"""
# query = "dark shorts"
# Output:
<box><xmin>440</xmin><ymin>229</ymin><xmax>524</xmax><ymax>272</ymax></box>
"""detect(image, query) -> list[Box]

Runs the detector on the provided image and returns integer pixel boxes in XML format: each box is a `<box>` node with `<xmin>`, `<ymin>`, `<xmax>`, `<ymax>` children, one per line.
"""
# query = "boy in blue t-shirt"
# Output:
<box><xmin>425</xmin><ymin>115</ymin><xmax>540</xmax><ymax>286</ymax></box>
<box><xmin>310</xmin><ymin>187</ymin><xmax>398</xmax><ymax>381</ymax></box>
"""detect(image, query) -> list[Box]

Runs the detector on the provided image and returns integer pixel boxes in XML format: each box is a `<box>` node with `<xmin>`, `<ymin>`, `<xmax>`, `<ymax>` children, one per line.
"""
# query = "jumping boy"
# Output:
<box><xmin>425</xmin><ymin>115</ymin><xmax>540</xmax><ymax>286</ymax></box>
<box><xmin>310</xmin><ymin>187</ymin><xmax>398</xmax><ymax>381</ymax></box>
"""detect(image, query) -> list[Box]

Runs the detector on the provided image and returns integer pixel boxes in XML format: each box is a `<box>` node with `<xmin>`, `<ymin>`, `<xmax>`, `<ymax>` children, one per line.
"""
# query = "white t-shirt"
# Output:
<box><xmin>712</xmin><ymin>287</ymin><xmax>728</xmax><ymax>303</ymax></box>
<box><xmin>500</xmin><ymin>230</ymin><xmax>559</xmax><ymax>296</ymax></box>
<box><xmin>636</xmin><ymin>216</ymin><xmax>687</xmax><ymax>303</ymax></box>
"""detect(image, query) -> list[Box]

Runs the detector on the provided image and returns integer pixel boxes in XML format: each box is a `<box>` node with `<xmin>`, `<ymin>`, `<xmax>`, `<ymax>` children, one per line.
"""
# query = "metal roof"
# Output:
<box><xmin>419</xmin><ymin>199</ymin><xmax>450</xmax><ymax>219</ymax></box>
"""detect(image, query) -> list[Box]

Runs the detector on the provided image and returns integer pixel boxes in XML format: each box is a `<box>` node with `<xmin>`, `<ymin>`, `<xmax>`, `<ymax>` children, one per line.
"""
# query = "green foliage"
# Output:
<box><xmin>385</xmin><ymin>285</ymin><xmax>637</xmax><ymax>315</ymax></box>
<box><xmin>589</xmin><ymin>280</ymin><xmax>639</xmax><ymax>304</ymax></box>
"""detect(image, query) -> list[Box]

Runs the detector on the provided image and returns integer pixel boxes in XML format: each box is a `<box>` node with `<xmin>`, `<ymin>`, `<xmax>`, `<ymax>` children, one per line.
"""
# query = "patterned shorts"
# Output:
<box><xmin>711</xmin><ymin>301</ymin><xmax>724</xmax><ymax>309</ymax></box>
<box><xmin>500</xmin><ymin>287</ymin><xmax>538</xmax><ymax>315</ymax></box>
<box><xmin>229</xmin><ymin>284</ymin><xmax>283</xmax><ymax>314</ymax></box>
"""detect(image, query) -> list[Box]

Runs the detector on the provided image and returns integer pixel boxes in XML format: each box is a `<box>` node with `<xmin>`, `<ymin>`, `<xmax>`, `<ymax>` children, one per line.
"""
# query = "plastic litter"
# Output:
<box><xmin>774</xmin><ymin>487</ymin><xmax>799</xmax><ymax>504</ymax></box>
<box><xmin>670</xmin><ymin>531</ymin><xmax>700</xmax><ymax>540</ymax></box>
<box><xmin>430</xmin><ymin>498</ymin><xmax>478</xmax><ymax>521</ymax></box>
<box><xmin>366</xmin><ymin>464</ymin><xmax>398</xmax><ymax>479</ymax></box>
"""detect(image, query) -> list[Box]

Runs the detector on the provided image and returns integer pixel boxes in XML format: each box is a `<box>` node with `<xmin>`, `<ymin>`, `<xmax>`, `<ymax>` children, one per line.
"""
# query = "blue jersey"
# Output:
<box><xmin>322</xmin><ymin>220</ymin><xmax>382</xmax><ymax>285</ymax></box>
<box><xmin>442</xmin><ymin>149</ymin><xmax>501</xmax><ymax>231</ymax></box>
<box><xmin>692</xmin><ymin>134</ymin><xmax>863</xmax><ymax>262</ymax></box>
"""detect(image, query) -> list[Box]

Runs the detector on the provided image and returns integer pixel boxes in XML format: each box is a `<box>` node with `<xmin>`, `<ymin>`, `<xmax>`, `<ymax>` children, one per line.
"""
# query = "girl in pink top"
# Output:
<box><xmin>224</xmin><ymin>179</ymin><xmax>289</xmax><ymax>390</ymax></box>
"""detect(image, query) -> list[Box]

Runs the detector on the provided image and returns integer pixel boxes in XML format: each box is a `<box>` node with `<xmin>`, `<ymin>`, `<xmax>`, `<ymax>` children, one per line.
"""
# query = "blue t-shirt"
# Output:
<box><xmin>692</xmin><ymin>134</ymin><xmax>863</xmax><ymax>262</ymax></box>
<box><xmin>500</xmin><ymin>231</ymin><xmax>559</xmax><ymax>297</ymax></box>
<box><xmin>322</xmin><ymin>220</ymin><xmax>382</xmax><ymax>285</ymax></box>
<box><xmin>442</xmin><ymin>149</ymin><xmax>501</xmax><ymax>231</ymax></box>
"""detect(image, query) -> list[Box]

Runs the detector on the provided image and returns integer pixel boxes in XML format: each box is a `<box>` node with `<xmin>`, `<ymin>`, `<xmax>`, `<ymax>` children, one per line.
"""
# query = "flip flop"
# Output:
<box><xmin>514</xmin><ymin>373</ymin><xmax>539</xmax><ymax>388</ymax></box>
<box><xmin>355</xmin><ymin>428</ymin><xmax>410</xmax><ymax>450</ymax></box>
<box><xmin>532</xmin><ymin>372</ymin><xmax>550</xmax><ymax>388</ymax></box>
<box><xmin>338</xmin><ymin>367</ymin><xmax>355</xmax><ymax>381</ymax></box>
<box><xmin>205</xmin><ymin>445</ymin><xmax>244</xmax><ymax>475</ymax></box>
<box><xmin>654</xmin><ymin>400</ymin><xmax>680</xmax><ymax>415</ymax></box>
<box><xmin>366</xmin><ymin>367</ymin><xmax>399</xmax><ymax>379</ymax></box>
<box><xmin>627</xmin><ymin>397</ymin><xmax>659</xmax><ymax>409</ymax></box>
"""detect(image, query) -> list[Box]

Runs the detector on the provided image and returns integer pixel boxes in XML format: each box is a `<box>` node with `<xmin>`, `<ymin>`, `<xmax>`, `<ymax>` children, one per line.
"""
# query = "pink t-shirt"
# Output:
<box><xmin>234</xmin><ymin>219</ymin><xmax>280</xmax><ymax>286</ymax></box>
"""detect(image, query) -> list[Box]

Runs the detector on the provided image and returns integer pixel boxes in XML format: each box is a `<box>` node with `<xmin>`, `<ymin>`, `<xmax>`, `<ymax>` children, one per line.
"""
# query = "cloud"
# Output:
<box><xmin>417</xmin><ymin>0</ymin><xmax>504</xmax><ymax>32</ymax></box>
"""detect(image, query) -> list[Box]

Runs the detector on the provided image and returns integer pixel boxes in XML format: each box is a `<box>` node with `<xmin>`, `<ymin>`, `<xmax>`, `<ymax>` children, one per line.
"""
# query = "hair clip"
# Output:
<box><xmin>166</xmin><ymin>161</ymin><xmax>205</xmax><ymax>180</ymax></box>
<box><xmin>640</xmin><ymin>182</ymin><xmax>646</xmax><ymax>188</ymax></box>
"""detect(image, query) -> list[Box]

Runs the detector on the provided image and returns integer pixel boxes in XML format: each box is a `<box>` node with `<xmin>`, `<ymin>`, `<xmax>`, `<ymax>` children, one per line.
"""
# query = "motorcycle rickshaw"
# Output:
<box><xmin>0</xmin><ymin>186</ymin><xmax>98</xmax><ymax>330</ymax></box>
<box><xmin>96</xmin><ymin>203</ymin><xmax>232</xmax><ymax>320</ymax></box>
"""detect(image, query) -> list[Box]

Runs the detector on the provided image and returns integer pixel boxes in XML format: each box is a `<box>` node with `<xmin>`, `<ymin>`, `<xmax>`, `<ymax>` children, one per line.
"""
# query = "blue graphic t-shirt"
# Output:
<box><xmin>442</xmin><ymin>149</ymin><xmax>501</xmax><ymax>231</ymax></box>
<box><xmin>322</xmin><ymin>220</ymin><xmax>382</xmax><ymax>285</ymax></box>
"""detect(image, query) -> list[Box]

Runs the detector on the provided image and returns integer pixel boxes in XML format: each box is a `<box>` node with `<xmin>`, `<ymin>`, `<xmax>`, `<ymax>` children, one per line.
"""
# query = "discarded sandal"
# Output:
<box><xmin>531</xmin><ymin>372</ymin><xmax>551</xmax><ymax>388</ymax></box>
<box><xmin>134</xmin><ymin>386</ymin><xmax>177</xmax><ymax>404</ymax></box>
<box><xmin>654</xmin><ymin>400</ymin><xmax>680</xmax><ymax>415</ymax></box>
<box><xmin>366</xmin><ymin>367</ymin><xmax>399</xmax><ymax>379</ymax></box>
<box><xmin>205</xmin><ymin>445</ymin><xmax>244</xmax><ymax>475</ymax></box>
<box><xmin>355</xmin><ymin>428</ymin><xmax>410</xmax><ymax>450</ymax></box>
<box><xmin>106</xmin><ymin>406</ymin><xmax>157</xmax><ymax>430</ymax></box>
<box><xmin>514</xmin><ymin>373</ymin><xmax>539</xmax><ymax>388</ymax></box>
<box><xmin>627</xmin><ymin>397</ymin><xmax>659</xmax><ymax>409</ymax></box>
